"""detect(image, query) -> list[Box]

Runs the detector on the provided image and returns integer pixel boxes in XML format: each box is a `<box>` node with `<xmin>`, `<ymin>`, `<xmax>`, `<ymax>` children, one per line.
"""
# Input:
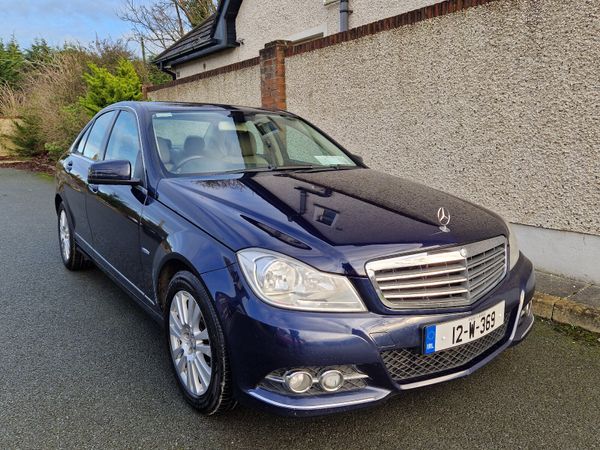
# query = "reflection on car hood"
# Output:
<box><xmin>156</xmin><ymin>169</ymin><xmax>507</xmax><ymax>276</ymax></box>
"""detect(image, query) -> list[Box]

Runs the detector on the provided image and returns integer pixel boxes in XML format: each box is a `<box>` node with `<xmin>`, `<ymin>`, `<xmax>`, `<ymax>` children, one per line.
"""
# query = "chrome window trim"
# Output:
<box><xmin>75</xmin><ymin>106</ymin><xmax>149</xmax><ymax>187</ymax></box>
<box><xmin>110</xmin><ymin>106</ymin><xmax>149</xmax><ymax>189</ymax></box>
<box><xmin>80</xmin><ymin>110</ymin><xmax>118</xmax><ymax>162</ymax></box>
<box><xmin>366</xmin><ymin>236</ymin><xmax>508</xmax><ymax>310</ymax></box>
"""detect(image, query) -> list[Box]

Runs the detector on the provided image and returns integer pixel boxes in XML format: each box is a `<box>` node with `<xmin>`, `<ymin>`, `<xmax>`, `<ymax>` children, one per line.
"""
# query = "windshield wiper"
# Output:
<box><xmin>215</xmin><ymin>164</ymin><xmax>358</xmax><ymax>175</ymax></box>
<box><xmin>282</xmin><ymin>164</ymin><xmax>358</xmax><ymax>173</ymax></box>
<box><xmin>214</xmin><ymin>167</ymin><xmax>275</xmax><ymax>175</ymax></box>
<box><xmin>270</xmin><ymin>165</ymin><xmax>322</xmax><ymax>171</ymax></box>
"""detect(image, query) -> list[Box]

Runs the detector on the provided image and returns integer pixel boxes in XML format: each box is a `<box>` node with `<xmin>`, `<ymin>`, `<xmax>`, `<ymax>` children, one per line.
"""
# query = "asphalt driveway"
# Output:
<box><xmin>1</xmin><ymin>168</ymin><xmax>599</xmax><ymax>449</ymax></box>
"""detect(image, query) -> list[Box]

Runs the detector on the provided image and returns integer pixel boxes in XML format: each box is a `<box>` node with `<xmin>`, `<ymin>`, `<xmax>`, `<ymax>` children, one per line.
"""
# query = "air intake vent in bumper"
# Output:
<box><xmin>382</xmin><ymin>318</ymin><xmax>509</xmax><ymax>382</ymax></box>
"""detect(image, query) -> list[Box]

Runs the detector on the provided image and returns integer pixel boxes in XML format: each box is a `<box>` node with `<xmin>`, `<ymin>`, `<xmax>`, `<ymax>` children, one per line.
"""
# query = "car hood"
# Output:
<box><xmin>156</xmin><ymin>168</ymin><xmax>507</xmax><ymax>276</ymax></box>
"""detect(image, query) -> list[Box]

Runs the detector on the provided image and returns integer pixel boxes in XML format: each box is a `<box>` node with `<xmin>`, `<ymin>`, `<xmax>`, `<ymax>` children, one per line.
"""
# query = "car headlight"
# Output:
<box><xmin>237</xmin><ymin>249</ymin><xmax>366</xmax><ymax>312</ymax></box>
<box><xmin>507</xmin><ymin>222</ymin><xmax>520</xmax><ymax>270</ymax></box>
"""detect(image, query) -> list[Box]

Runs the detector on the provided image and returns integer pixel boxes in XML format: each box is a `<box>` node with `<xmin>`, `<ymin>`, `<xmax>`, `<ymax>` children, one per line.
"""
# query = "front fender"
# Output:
<box><xmin>150</xmin><ymin>228</ymin><xmax>237</xmax><ymax>304</ymax></box>
<box><xmin>140</xmin><ymin>194</ymin><xmax>237</xmax><ymax>305</ymax></box>
<box><xmin>152</xmin><ymin>227</ymin><xmax>236</xmax><ymax>273</ymax></box>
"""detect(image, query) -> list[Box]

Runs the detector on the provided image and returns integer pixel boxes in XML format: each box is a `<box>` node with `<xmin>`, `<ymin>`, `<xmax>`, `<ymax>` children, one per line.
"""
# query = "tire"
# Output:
<box><xmin>164</xmin><ymin>271</ymin><xmax>235</xmax><ymax>415</ymax></box>
<box><xmin>57</xmin><ymin>204</ymin><xmax>88</xmax><ymax>271</ymax></box>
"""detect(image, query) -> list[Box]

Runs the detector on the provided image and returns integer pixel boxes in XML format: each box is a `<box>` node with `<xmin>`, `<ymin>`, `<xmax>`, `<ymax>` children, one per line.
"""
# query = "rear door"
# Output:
<box><xmin>85</xmin><ymin>109</ymin><xmax>148</xmax><ymax>295</ymax></box>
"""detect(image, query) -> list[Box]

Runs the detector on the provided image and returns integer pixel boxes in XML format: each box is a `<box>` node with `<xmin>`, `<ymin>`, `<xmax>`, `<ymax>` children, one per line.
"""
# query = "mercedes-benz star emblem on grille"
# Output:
<box><xmin>437</xmin><ymin>207</ymin><xmax>451</xmax><ymax>232</ymax></box>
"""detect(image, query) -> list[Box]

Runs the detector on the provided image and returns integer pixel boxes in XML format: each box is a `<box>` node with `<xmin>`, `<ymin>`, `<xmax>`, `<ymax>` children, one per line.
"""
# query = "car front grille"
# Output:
<box><xmin>381</xmin><ymin>318</ymin><xmax>509</xmax><ymax>383</ymax></box>
<box><xmin>366</xmin><ymin>236</ymin><xmax>507</xmax><ymax>309</ymax></box>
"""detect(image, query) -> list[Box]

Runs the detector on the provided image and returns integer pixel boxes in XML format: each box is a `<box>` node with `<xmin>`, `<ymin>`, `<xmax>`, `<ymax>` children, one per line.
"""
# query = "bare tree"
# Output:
<box><xmin>175</xmin><ymin>0</ymin><xmax>218</xmax><ymax>25</ymax></box>
<box><xmin>120</xmin><ymin>0</ymin><xmax>218</xmax><ymax>55</ymax></box>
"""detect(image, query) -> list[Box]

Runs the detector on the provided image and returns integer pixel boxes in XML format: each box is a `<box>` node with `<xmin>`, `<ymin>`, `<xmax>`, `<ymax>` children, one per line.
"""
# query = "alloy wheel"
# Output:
<box><xmin>59</xmin><ymin>210</ymin><xmax>71</xmax><ymax>261</ymax></box>
<box><xmin>169</xmin><ymin>290</ymin><xmax>213</xmax><ymax>396</ymax></box>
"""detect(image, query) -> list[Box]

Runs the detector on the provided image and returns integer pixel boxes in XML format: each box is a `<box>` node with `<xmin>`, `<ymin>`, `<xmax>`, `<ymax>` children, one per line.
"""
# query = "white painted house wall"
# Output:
<box><xmin>175</xmin><ymin>0</ymin><xmax>443</xmax><ymax>77</ymax></box>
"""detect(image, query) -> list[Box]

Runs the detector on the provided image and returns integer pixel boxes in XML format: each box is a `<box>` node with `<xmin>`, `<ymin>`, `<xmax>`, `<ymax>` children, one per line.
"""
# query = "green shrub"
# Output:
<box><xmin>3</xmin><ymin>40</ymin><xmax>147</xmax><ymax>161</ymax></box>
<box><xmin>79</xmin><ymin>58</ymin><xmax>142</xmax><ymax>114</ymax></box>
<box><xmin>0</xmin><ymin>38</ymin><xmax>25</xmax><ymax>89</ymax></box>
<box><xmin>44</xmin><ymin>142</ymin><xmax>66</xmax><ymax>160</ymax></box>
<box><xmin>10</xmin><ymin>115</ymin><xmax>44</xmax><ymax>157</ymax></box>
<box><xmin>133</xmin><ymin>60</ymin><xmax>172</xmax><ymax>86</ymax></box>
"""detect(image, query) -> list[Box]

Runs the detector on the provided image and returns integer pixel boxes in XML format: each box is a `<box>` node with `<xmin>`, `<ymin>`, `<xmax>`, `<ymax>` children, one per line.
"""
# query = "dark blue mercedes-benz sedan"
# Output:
<box><xmin>55</xmin><ymin>101</ymin><xmax>535</xmax><ymax>416</ymax></box>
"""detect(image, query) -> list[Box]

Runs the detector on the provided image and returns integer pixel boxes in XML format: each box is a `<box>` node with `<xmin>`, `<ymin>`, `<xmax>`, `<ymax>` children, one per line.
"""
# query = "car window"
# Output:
<box><xmin>74</xmin><ymin>126</ymin><xmax>91</xmax><ymax>155</ymax></box>
<box><xmin>151</xmin><ymin>111</ymin><xmax>356</xmax><ymax>175</ymax></box>
<box><xmin>82</xmin><ymin>111</ymin><xmax>116</xmax><ymax>161</ymax></box>
<box><xmin>284</xmin><ymin>125</ymin><xmax>334</xmax><ymax>165</ymax></box>
<box><xmin>104</xmin><ymin>111</ymin><xmax>141</xmax><ymax>171</ymax></box>
<box><xmin>153</xmin><ymin>117</ymin><xmax>210</xmax><ymax>149</ymax></box>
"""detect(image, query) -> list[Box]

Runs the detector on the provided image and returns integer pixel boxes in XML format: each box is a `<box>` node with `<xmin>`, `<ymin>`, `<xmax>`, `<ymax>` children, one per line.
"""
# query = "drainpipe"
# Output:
<box><xmin>340</xmin><ymin>0</ymin><xmax>350</xmax><ymax>32</ymax></box>
<box><xmin>159</xmin><ymin>62</ymin><xmax>177</xmax><ymax>80</ymax></box>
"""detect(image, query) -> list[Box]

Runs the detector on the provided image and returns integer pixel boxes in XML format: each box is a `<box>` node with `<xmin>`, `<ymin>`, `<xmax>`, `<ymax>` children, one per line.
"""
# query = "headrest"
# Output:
<box><xmin>183</xmin><ymin>135</ymin><xmax>205</xmax><ymax>156</ymax></box>
<box><xmin>156</xmin><ymin>137</ymin><xmax>172</xmax><ymax>163</ymax></box>
<box><xmin>218</xmin><ymin>130</ymin><xmax>240</xmax><ymax>156</ymax></box>
<box><xmin>236</xmin><ymin>130</ymin><xmax>257</xmax><ymax>157</ymax></box>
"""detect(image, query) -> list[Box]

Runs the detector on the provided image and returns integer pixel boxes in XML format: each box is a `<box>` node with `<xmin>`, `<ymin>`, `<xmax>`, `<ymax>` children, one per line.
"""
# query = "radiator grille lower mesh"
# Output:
<box><xmin>382</xmin><ymin>319</ymin><xmax>509</xmax><ymax>382</ymax></box>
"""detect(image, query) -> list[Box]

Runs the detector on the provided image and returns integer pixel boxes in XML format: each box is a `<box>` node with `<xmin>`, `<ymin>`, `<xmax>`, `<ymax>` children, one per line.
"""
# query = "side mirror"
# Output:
<box><xmin>88</xmin><ymin>160</ymin><xmax>140</xmax><ymax>185</ymax></box>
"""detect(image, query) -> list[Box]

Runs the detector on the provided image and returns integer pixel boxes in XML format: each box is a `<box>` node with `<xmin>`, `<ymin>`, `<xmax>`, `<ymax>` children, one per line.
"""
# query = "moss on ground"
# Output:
<box><xmin>539</xmin><ymin>318</ymin><xmax>600</xmax><ymax>347</ymax></box>
<box><xmin>35</xmin><ymin>172</ymin><xmax>54</xmax><ymax>182</ymax></box>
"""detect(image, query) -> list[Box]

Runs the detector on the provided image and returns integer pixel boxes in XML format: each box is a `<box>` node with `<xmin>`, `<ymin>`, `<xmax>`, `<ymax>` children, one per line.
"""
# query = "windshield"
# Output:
<box><xmin>151</xmin><ymin>110</ymin><xmax>358</xmax><ymax>175</ymax></box>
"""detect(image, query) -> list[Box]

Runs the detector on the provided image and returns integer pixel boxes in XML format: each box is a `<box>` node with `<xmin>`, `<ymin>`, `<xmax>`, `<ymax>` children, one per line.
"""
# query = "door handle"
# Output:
<box><xmin>65</xmin><ymin>161</ymin><xmax>73</xmax><ymax>172</ymax></box>
<box><xmin>89</xmin><ymin>184</ymin><xmax>99</xmax><ymax>194</ymax></box>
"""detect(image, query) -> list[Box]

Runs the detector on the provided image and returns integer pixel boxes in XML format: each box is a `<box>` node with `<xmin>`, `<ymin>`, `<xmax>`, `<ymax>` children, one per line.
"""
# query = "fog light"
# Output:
<box><xmin>319</xmin><ymin>370</ymin><xmax>344</xmax><ymax>392</ymax></box>
<box><xmin>284</xmin><ymin>371</ymin><xmax>313</xmax><ymax>393</ymax></box>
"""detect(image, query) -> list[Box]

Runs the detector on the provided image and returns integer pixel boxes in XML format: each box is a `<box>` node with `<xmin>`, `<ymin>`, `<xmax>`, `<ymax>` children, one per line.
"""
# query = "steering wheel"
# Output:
<box><xmin>173</xmin><ymin>156</ymin><xmax>205</xmax><ymax>173</ymax></box>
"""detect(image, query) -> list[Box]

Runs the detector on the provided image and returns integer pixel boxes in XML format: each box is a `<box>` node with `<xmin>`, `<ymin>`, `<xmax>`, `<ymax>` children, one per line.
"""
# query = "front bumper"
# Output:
<box><xmin>201</xmin><ymin>254</ymin><xmax>535</xmax><ymax>416</ymax></box>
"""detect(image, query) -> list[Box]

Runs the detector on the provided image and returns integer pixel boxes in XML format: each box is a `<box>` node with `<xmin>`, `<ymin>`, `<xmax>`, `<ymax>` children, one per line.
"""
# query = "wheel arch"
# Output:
<box><xmin>54</xmin><ymin>193</ymin><xmax>63</xmax><ymax>214</ymax></box>
<box><xmin>149</xmin><ymin>227</ymin><xmax>236</xmax><ymax>313</ymax></box>
<box><xmin>155</xmin><ymin>254</ymin><xmax>204</xmax><ymax>312</ymax></box>
<box><xmin>55</xmin><ymin>194</ymin><xmax>76</xmax><ymax>229</ymax></box>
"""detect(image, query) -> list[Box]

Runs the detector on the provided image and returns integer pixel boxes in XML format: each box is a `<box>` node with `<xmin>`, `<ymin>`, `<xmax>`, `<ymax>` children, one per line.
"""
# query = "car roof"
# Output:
<box><xmin>109</xmin><ymin>101</ymin><xmax>284</xmax><ymax>115</ymax></box>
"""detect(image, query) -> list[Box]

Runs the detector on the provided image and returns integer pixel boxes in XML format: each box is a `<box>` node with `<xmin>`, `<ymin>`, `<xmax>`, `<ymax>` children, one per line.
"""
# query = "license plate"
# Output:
<box><xmin>423</xmin><ymin>301</ymin><xmax>505</xmax><ymax>354</ymax></box>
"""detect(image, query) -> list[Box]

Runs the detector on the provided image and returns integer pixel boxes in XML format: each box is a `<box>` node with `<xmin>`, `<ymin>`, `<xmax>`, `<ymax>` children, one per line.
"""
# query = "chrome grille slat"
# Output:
<box><xmin>467</xmin><ymin>248</ymin><xmax>505</xmax><ymax>271</ymax></box>
<box><xmin>468</xmin><ymin>257</ymin><xmax>505</xmax><ymax>280</ymax></box>
<box><xmin>375</xmin><ymin>263</ymin><xmax>465</xmax><ymax>281</ymax></box>
<box><xmin>469</xmin><ymin>266</ymin><xmax>505</xmax><ymax>292</ymax></box>
<box><xmin>366</xmin><ymin>236</ymin><xmax>507</xmax><ymax>309</ymax></box>
<box><xmin>470</xmin><ymin>270</ymin><xmax>506</xmax><ymax>299</ymax></box>
<box><xmin>383</xmin><ymin>286</ymin><xmax>469</xmax><ymax>299</ymax></box>
<box><xmin>378</xmin><ymin>274</ymin><xmax>469</xmax><ymax>290</ymax></box>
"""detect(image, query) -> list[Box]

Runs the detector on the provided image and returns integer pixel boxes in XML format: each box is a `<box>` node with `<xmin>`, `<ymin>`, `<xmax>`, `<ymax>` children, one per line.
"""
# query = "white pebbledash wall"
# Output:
<box><xmin>149</xmin><ymin>64</ymin><xmax>261</xmax><ymax>106</ymax></box>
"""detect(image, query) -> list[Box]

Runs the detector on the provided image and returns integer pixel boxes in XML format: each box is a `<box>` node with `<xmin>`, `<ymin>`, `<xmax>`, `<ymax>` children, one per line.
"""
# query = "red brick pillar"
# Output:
<box><xmin>259</xmin><ymin>40</ymin><xmax>290</xmax><ymax>110</ymax></box>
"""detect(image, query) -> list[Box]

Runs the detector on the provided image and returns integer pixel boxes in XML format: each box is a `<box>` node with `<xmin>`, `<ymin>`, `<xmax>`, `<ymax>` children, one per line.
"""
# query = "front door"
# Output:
<box><xmin>60</xmin><ymin>125</ymin><xmax>93</xmax><ymax>242</ymax></box>
<box><xmin>85</xmin><ymin>110</ymin><xmax>148</xmax><ymax>295</ymax></box>
<box><xmin>64</xmin><ymin>110</ymin><xmax>118</xmax><ymax>244</ymax></box>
